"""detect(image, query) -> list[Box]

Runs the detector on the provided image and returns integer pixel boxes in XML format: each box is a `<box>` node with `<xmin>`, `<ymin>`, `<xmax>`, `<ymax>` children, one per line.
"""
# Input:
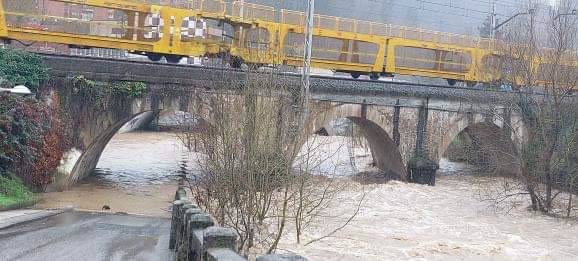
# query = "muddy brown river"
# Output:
<box><xmin>36</xmin><ymin>132</ymin><xmax>192</xmax><ymax>217</ymax></box>
<box><xmin>35</xmin><ymin>132</ymin><xmax>578</xmax><ymax>260</ymax></box>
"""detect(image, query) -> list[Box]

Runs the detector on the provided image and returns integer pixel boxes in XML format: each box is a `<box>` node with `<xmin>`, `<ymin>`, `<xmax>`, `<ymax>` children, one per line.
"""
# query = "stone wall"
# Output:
<box><xmin>170</xmin><ymin>187</ymin><xmax>307</xmax><ymax>261</ymax></box>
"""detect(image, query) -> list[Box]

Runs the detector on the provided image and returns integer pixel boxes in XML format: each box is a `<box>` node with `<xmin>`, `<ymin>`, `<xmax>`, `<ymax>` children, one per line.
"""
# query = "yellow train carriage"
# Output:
<box><xmin>3</xmin><ymin>0</ymin><xmax>565</xmax><ymax>89</ymax></box>
<box><xmin>234</xmin><ymin>18</ymin><xmax>491</xmax><ymax>86</ymax></box>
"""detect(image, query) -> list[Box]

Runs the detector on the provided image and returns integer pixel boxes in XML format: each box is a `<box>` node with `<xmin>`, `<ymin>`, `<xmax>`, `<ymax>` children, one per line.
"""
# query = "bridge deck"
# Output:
<box><xmin>42</xmin><ymin>53</ymin><xmax>523</xmax><ymax>112</ymax></box>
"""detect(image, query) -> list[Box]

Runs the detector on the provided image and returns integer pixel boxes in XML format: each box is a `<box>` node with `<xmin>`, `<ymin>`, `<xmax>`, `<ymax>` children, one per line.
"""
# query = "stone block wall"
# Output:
<box><xmin>170</xmin><ymin>187</ymin><xmax>307</xmax><ymax>261</ymax></box>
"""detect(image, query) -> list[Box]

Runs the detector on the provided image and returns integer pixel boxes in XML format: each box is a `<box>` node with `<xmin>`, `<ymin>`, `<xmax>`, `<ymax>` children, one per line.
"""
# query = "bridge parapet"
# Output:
<box><xmin>41</xmin><ymin>54</ymin><xmax>518</xmax><ymax>105</ymax></box>
<box><xmin>170</xmin><ymin>187</ymin><xmax>307</xmax><ymax>261</ymax></box>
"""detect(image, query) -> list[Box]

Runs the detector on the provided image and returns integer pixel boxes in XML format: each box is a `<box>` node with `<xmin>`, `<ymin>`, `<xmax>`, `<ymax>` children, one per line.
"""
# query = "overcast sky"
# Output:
<box><xmin>248</xmin><ymin>0</ymin><xmax>564</xmax><ymax>36</ymax></box>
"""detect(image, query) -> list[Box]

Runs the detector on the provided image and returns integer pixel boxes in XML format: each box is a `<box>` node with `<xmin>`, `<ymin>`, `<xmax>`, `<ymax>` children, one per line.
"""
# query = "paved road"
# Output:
<box><xmin>0</xmin><ymin>211</ymin><xmax>174</xmax><ymax>261</ymax></box>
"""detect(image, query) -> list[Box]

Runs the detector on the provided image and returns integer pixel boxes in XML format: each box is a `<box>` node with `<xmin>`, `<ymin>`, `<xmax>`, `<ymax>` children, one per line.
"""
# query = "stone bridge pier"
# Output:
<box><xmin>310</xmin><ymin>99</ymin><xmax>527</xmax><ymax>183</ymax></box>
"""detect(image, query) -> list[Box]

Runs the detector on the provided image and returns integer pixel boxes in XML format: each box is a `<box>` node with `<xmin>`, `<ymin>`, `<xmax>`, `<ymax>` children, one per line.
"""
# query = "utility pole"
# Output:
<box><xmin>239</xmin><ymin>0</ymin><xmax>245</xmax><ymax>18</ymax></box>
<box><xmin>239</xmin><ymin>0</ymin><xmax>244</xmax><ymax>46</ymax></box>
<box><xmin>300</xmin><ymin>0</ymin><xmax>314</xmax><ymax>127</ymax></box>
<box><xmin>490</xmin><ymin>1</ymin><xmax>496</xmax><ymax>39</ymax></box>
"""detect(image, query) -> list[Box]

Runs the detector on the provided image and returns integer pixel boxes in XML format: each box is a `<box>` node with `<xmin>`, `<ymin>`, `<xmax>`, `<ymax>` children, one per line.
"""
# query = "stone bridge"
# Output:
<box><xmin>42</xmin><ymin>55</ymin><xmax>526</xmax><ymax>188</ymax></box>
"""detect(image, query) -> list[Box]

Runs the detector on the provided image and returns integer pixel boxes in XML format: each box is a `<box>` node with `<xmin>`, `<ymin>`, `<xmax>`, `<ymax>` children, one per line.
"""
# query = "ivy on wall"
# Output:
<box><xmin>69</xmin><ymin>75</ymin><xmax>147</xmax><ymax>108</ymax></box>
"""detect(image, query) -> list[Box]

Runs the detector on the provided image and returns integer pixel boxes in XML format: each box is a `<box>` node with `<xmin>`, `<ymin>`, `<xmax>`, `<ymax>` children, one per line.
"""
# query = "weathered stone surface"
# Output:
<box><xmin>203</xmin><ymin>227</ymin><xmax>237</xmax><ymax>250</ymax></box>
<box><xmin>170</xmin><ymin>200</ymin><xmax>186</xmax><ymax>250</ymax></box>
<box><xmin>184</xmin><ymin>208</ymin><xmax>203</xmax><ymax>261</ymax></box>
<box><xmin>190</xmin><ymin>213</ymin><xmax>214</xmax><ymax>230</ymax></box>
<box><xmin>206</xmin><ymin>248</ymin><xmax>246</xmax><ymax>261</ymax></box>
<box><xmin>41</xmin><ymin>54</ymin><xmax>539</xmax><ymax>104</ymax></box>
<box><xmin>257</xmin><ymin>254</ymin><xmax>307</xmax><ymax>261</ymax></box>
<box><xmin>175</xmin><ymin>186</ymin><xmax>187</xmax><ymax>200</ymax></box>
<box><xmin>44</xmin><ymin>54</ymin><xmax>537</xmax><ymax>187</ymax></box>
<box><xmin>184</xmin><ymin>208</ymin><xmax>203</xmax><ymax>223</ymax></box>
<box><xmin>176</xmin><ymin>203</ymin><xmax>196</xmax><ymax>251</ymax></box>
<box><xmin>408</xmin><ymin>156</ymin><xmax>439</xmax><ymax>186</ymax></box>
<box><xmin>191</xmin><ymin>229</ymin><xmax>204</xmax><ymax>260</ymax></box>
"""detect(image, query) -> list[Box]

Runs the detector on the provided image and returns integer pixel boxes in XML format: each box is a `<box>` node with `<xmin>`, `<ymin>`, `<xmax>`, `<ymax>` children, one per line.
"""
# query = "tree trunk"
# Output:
<box><xmin>568</xmin><ymin>192</ymin><xmax>573</xmax><ymax>218</ymax></box>
<box><xmin>546</xmin><ymin>172</ymin><xmax>553</xmax><ymax>211</ymax></box>
<box><xmin>528</xmin><ymin>185</ymin><xmax>539</xmax><ymax>211</ymax></box>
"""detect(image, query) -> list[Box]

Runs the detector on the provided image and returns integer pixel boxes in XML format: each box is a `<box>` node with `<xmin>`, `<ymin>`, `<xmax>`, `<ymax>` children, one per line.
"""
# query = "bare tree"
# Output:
<box><xmin>174</xmin><ymin>65</ymin><xmax>365</xmax><ymax>256</ymax></box>
<box><xmin>474</xmin><ymin>0</ymin><xmax>578</xmax><ymax>215</ymax></box>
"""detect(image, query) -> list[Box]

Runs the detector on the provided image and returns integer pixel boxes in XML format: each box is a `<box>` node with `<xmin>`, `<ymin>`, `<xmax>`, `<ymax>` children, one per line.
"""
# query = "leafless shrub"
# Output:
<box><xmin>467</xmin><ymin>0</ymin><xmax>578</xmax><ymax>217</ymax></box>
<box><xmin>175</xmin><ymin>64</ymin><xmax>365</xmax><ymax>256</ymax></box>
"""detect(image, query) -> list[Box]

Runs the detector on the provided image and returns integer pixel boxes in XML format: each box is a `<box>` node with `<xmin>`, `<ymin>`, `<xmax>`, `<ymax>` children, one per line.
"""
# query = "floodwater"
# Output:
<box><xmin>88</xmin><ymin>132</ymin><xmax>195</xmax><ymax>188</ymax></box>
<box><xmin>36</xmin><ymin>132</ymin><xmax>194</xmax><ymax>217</ymax></box>
<box><xmin>36</xmin><ymin>132</ymin><xmax>578</xmax><ymax>260</ymax></box>
<box><xmin>281</xmin><ymin>165</ymin><xmax>578</xmax><ymax>260</ymax></box>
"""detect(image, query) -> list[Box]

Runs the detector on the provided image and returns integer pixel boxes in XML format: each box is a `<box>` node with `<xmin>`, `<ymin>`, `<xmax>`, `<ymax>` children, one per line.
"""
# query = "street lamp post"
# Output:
<box><xmin>492</xmin><ymin>8</ymin><xmax>535</xmax><ymax>39</ymax></box>
<box><xmin>0</xmin><ymin>85</ymin><xmax>32</xmax><ymax>95</ymax></box>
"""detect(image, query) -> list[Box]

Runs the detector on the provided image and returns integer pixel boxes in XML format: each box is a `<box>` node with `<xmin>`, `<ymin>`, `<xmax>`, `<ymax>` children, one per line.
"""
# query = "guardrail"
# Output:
<box><xmin>170</xmin><ymin>186</ymin><xmax>307</xmax><ymax>261</ymax></box>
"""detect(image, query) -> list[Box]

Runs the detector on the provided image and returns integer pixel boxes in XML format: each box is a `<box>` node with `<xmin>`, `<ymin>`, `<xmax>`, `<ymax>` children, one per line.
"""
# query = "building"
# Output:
<box><xmin>7</xmin><ymin>0</ymin><xmax>125</xmax><ymax>57</ymax></box>
<box><xmin>38</xmin><ymin>0</ymin><xmax>117</xmax><ymax>21</ymax></box>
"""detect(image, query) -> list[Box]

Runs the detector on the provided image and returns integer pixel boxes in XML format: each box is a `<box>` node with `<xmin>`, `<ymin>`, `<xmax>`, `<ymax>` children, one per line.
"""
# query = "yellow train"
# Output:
<box><xmin>0</xmin><ymin>0</ymin><xmax>565</xmax><ymax>88</ymax></box>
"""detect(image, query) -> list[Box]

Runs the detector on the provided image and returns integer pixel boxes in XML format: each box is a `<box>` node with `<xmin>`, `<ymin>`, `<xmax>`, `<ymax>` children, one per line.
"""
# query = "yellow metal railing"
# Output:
<box><xmin>278</xmin><ymin>9</ymin><xmax>491</xmax><ymax>48</ymax></box>
<box><xmin>127</xmin><ymin>0</ymin><xmax>493</xmax><ymax>49</ymax></box>
<box><xmin>0</xmin><ymin>0</ymin><xmax>500</xmax><ymax>83</ymax></box>
<box><xmin>231</xmin><ymin>1</ymin><xmax>275</xmax><ymax>22</ymax></box>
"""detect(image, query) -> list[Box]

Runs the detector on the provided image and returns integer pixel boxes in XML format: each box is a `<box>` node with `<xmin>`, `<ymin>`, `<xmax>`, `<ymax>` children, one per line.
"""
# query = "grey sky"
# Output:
<box><xmin>247</xmin><ymin>0</ymin><xmax>560</xmax><ymax>36</ymax></box>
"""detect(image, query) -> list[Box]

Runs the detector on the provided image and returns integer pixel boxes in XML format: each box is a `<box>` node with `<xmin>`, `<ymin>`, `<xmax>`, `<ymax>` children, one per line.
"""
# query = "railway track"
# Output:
<box><xmin>38</xmin><ymin>53</ymin><xmax>512</xmax><ymax>94</ymax></box>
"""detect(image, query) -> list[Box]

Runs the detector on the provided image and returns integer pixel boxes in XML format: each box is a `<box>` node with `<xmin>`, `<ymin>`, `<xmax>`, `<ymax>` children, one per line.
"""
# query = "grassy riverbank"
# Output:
<box><xmin>0</xmin><ymin>176</ymin><xmax>37</xmax><ymax>211</ymax></box>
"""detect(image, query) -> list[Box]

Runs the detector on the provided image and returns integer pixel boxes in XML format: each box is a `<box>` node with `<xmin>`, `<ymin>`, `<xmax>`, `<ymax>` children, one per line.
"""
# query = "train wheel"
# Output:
<box><xmin>165</xmin><ymin>55</ymin><xmax>182</xmax><ymax>64</ymax></box>
<box><xmin>447</xmin><ymin>79</ymin><xmax>457</xmax><ymax>86</ymax></box>
<box><xmin>247</xmin><ymin>63</ymin><xmax>263</xmax><ymax>70</ymax></box>
<box><xmin>351</xmin><ymin>73</ymin><xmax>361</xmax><ymax>79</ymax></box>
<box><xmin>466</xmin><ymin>81</ymin><xmax>477</xmax><ymax>88</ymax></box>
<box><xmin>146</xmin><ymin>53</ymin><xmax>163</xmax><ymax>62</ymax></box>
<box><xmin>369</xmin><ymin>73</ymin><xmax>380</xmax><ymax>81</ymax></box>
<box><xmin>229</xmin><ymin>56</ymin><xmax>243</xmax><ymax>69</ymax></box>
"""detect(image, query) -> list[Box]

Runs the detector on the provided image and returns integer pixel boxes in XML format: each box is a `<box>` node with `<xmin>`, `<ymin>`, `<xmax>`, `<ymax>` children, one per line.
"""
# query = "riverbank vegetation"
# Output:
<box><xmin>1</xmin><ymin>47</ymin><xmax>150</xmax><ymax>198</ymax></box>
<box><xmin>0</xmin><ymin>48</ymin><xmax>47</xmax><ymax>92</ymax></box>
<box><xmin>0</xmin><ymin>49</ymin><xmax>64</xmax><ymax>192</ymax></box>
<box><xmin>0</xmin><ymin>94</ymin><xmax>65</xmax><ymax>190</ymax></box>
<box><xmin>0</xmin><ymin>175</ymin><xmax>36</xmax><ymax>210</ymax></box>
<box><xmin>470</xmin><ymin>1</ymin><xmax>578</xmax><ymax>217</ymax></box>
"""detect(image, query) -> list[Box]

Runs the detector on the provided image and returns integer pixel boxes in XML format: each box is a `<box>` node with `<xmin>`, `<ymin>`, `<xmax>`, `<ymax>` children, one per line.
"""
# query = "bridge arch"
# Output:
<box><xmin>441</xmin><ymin>119</ymin><xmax>521</xmax><ymax>176</ymax></box>
<box><xmin>311</xmin><ymin>103</ymin><xmax>407</xmax><ymax>180</ymax></box>
<box><xmin>438</xmin><ymin>112</ymin><xmax>485</xmax><ymax>161</ymax></box>
<box><xmin>51</xmin><ymin>86</ymin><xmax>212</xmax><ymax>188</ymax></box>
<box><xmin>66</xmin><ymin>111</ymin><xmax>154</xmax><ymax>185</ymax></box>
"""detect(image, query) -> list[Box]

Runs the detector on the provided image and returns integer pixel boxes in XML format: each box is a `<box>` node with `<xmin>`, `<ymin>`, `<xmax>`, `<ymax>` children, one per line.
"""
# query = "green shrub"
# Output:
<box><xmin>112</xmin><ymin>81</ymin><xmax>147</xmax><ymax>97</ymax></box>
<box><xmin>0</xmin><ymin>175</ymin><xmax>36</xmax><ymax>209</ymax></box>
<box><xmin>0</xmin><ymin>48</ymin><xmax>48</xmax><ymax>92</ymax></box>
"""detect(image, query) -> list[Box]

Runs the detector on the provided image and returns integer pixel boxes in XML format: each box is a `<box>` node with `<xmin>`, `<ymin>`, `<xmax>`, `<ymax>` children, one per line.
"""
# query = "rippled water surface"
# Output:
<box><xmin>39</xmin><ymin>132</ymin><xmax>578</xmax><ymax>260</ymax></box>
<box><xmin>89</xmin><ymin>132</ymin><xmax>196</xmax><ymax>188</ymax></box>
<box><xmin>89</xmin><ymin>132</ymin><xmax>484</xmax><ymax>187</ymax></box>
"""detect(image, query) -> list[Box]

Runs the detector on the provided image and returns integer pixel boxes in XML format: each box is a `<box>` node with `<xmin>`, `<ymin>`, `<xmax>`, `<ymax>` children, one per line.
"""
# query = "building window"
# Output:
<box><xmin>81</xmin><ymin>9</ymin><xmax>94</xmax><ymax>21</ymax></box>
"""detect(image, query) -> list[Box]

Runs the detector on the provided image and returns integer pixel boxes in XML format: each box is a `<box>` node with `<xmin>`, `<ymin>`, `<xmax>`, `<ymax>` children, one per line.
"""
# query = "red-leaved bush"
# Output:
<box><xmin>0</xmin><ymin>94</ymin><xmax>64</xmax><ymax>189</ymax></box>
